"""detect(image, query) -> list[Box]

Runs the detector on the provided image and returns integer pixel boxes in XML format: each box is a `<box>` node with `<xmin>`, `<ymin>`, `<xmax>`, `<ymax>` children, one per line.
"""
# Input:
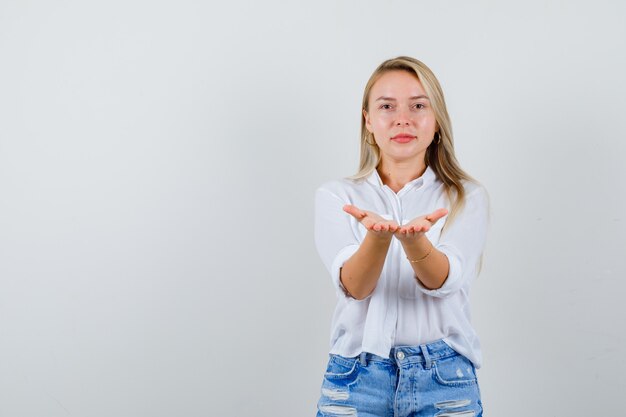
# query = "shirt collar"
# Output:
<box><xmin>366</xmin><ymin>165</ymin><xmax>437</xmax><ymax>190</ymax></box>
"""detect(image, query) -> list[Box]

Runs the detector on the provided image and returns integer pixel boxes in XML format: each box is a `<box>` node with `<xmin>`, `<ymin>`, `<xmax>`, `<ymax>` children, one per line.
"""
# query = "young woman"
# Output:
<box><xmin>314</xmin><ymin>56</ymin><xmax>489</xmax><ymax>417</ymax></box>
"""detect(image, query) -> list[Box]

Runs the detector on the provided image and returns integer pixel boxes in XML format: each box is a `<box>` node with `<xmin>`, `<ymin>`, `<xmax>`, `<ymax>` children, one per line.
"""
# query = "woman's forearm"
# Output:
<box><xmin>401</xmin><ymin>236</ymin><xmax>450</xmax><ymax>290</ymax></box>
<box><xmin>340</xmin><ymin>232</ymin><xmax>393</xmax><ymax>300</ymax></box>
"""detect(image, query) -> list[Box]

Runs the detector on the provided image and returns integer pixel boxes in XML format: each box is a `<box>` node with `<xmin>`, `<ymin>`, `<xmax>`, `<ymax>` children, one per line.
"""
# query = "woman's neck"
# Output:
<box><xmin>377</xmin><ymin>159</ymin><xmax>427</xmax><ymax>193</ymax></box>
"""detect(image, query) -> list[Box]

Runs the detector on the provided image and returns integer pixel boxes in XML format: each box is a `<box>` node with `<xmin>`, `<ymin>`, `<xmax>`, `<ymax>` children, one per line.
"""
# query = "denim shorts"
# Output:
<box><xmin>316</xmin><ymin>340</ymin><xmax>482</xmax><ymax>417</ymax></box>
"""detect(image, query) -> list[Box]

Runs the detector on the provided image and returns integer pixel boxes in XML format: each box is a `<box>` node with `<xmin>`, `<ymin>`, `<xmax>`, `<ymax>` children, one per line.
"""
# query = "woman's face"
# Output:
<box><xmin>364</xmin><ymin>70</ymin><xmax>438</xmax><ymax>165</ymax></box>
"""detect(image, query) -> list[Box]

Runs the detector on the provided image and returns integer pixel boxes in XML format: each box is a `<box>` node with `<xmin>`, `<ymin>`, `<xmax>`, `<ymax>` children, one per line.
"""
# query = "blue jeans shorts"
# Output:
<box><xmin>316</xmin><ymin>340</ymin><xmax>483</xmax><ymax>417</ymax></box>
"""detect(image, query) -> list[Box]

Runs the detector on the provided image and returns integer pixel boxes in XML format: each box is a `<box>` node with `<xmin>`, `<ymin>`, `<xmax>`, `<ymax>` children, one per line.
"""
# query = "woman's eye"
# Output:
<box><xmin>413</xmin><ymin>103</ymin><xmax>425</xmax><ymax>109</ymax></box>
<box><xmin>380</xmin><ymin>104</ymin><xmax>393</xmax><ymax>110</ymax></box>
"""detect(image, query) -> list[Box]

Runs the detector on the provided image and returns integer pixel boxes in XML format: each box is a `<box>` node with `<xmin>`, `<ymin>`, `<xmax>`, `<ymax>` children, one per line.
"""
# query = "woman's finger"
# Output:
<box><xmin>428</xmin><ymin>208</ymin><xmax>448</xmax><ymax>223</ymax></box>
<box><xmin>343</xmin><ymin>204</ymin><xmax>366</xmax><ymax>219</ymax></box>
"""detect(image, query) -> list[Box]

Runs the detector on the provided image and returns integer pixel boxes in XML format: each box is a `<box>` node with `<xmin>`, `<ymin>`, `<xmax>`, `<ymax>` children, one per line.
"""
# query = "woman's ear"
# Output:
<box><xmin>363</xmin><ymin>109</ymin><xmax>372</xmax><ymax>133</ymax></box>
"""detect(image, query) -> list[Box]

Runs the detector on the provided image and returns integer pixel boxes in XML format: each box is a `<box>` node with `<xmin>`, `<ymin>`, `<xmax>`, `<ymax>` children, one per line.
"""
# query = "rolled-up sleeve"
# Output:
<box><xmin>314</xmin><ymin>187</ymin><xmax>360</xmax><ymax>298</ymax></box>
<box><xmin>416</xmin><ymin>184</ymin><xmax>490</xmax><ymax>298</ymax></box>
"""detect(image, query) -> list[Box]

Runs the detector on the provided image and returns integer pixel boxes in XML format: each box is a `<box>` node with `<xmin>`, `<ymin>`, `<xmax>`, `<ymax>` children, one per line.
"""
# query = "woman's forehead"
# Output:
<box><xmin>370</xmin><ymin>70</ymin><xmax>426</xmax><ymax>99</ymax></box>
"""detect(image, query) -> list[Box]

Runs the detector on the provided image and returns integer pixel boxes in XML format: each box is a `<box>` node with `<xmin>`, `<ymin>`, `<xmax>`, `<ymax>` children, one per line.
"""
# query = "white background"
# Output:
<box><xmin>1</xmin><ymin>1</ymin><xmax>625</xmax><ymax>416</ymax></box>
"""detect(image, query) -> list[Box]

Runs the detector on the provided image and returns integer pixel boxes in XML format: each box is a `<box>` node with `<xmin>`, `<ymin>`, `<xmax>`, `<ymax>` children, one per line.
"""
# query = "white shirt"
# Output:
<box><xmin>314</xmin><ymin>166</ymin><xmax>489</xmax><ymax>367</ymax></box>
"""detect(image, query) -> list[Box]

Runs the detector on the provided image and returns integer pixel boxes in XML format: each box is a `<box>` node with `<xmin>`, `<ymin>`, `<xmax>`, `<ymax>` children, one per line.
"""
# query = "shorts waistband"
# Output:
<box><xmin>359</xmin><ymin>339</ymin><xmax>458</xmax><ymax>369</ymax></box>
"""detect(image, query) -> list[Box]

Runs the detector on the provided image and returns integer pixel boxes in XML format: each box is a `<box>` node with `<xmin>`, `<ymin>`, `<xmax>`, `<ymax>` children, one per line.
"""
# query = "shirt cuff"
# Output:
<box><xmin>415</xmin><ymin>245</ymin><xmax>464</xmax><ymax>298</ymax></box>
<box><xmin>330</xmin><ymin>244</ymin><xmax>360</xmax><ymax>298</ymax></box>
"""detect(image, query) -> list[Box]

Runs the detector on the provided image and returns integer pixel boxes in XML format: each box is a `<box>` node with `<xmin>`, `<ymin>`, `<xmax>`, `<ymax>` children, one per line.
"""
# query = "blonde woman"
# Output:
<box><xmin>315</xmin><ymin>56</ymin><xmax>488</xmax><ymax>417</ymax></box>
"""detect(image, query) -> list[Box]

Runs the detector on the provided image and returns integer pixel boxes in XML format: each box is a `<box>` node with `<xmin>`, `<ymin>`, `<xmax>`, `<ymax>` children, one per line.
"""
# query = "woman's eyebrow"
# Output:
<box><xmin>375</xmin><ymin>95</ymin><xmax>430</xmax><ymax>101</ymax></box>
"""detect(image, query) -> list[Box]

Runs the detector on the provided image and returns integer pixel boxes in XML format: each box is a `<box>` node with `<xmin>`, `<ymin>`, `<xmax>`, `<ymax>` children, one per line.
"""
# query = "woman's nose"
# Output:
<box><xmin>395</xmin><ymin>109</ymin><xmax>411</xmax><ymax>126</ymax></box>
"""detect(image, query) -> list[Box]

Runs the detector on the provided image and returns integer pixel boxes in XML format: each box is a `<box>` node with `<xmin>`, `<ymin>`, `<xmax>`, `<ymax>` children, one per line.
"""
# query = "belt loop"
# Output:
<box><xmin>359</xmin><ymin>351</ymin><xmax>368</xmax><ymax>367</ymax></box>
<box><xmin>420</xmin><ymin>344</ymin><xmax>432</xmax><ymax>369</ymax></box>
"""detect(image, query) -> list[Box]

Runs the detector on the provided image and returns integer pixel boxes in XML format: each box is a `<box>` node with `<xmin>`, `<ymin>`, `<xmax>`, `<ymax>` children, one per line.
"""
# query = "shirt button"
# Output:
<box><xmin>396</xmin><ymin>351</ymin><xmax>405</xmax><ymax>360</ymax></box>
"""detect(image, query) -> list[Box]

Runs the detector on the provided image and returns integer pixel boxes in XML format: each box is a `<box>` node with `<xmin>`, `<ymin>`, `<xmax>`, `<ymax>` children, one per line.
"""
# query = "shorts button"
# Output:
<box><xmin>396</xmin><ymin>351</ymin><xmax>405</xmax><ymax>360</ymax></box>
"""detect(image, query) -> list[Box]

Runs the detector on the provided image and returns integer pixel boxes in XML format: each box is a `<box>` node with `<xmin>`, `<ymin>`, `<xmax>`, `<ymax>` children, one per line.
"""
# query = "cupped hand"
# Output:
<box><xmin>343</xmin><ymin>204</ymin><xmax>399</xmax><ymax>236</ymax></box>
<box><xmin>395</xmin><ymin>208</ymin><xmax>448</xmax><ymax>242</ymax></box>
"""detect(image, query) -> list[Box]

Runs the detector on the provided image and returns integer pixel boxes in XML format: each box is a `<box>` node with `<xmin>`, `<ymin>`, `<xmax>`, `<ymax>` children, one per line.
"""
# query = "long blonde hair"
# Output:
<box><xmin>352</xmin><ymin>56</ymin><xmax>474</xmax><ymax>224</ymax></box>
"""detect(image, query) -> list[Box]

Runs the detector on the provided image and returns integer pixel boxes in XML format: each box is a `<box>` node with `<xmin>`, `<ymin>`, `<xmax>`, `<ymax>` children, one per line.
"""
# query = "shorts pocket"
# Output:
<box><xmin>432</xmin><ymin>353</ymin><xmax>478</xmax><ymax>387</ymax></box>
<box><xmin>324</xmin><ymin>354</ymin><xmax>360</xmax><ymax>383</ymax></box>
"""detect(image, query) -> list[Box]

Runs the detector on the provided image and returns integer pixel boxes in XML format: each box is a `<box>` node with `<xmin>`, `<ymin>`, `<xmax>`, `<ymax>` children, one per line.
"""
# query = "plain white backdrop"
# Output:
<box><xmin>1</xmin><ymin>1</ymin><xmax>625</xmax><ymax>416</ymax></box>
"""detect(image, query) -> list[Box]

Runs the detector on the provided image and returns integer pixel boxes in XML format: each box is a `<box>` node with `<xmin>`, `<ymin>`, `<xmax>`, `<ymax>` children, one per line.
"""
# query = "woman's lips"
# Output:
<box><xmin>391</xmin><ymin>134</ymin><xmax>416</xmax><ymax>143</ymax></box>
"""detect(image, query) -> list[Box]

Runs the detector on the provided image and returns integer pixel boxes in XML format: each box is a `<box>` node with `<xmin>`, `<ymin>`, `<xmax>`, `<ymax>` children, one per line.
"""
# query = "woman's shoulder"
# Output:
<box><xmin>461</xmin><ymin>179</ymin><xmax>487</xmax><ymax>196</ymax></box>
<box><xmin>459</xmin><ymin>179</ymin><xmax>489</xmax><ymax>211</ymax></box>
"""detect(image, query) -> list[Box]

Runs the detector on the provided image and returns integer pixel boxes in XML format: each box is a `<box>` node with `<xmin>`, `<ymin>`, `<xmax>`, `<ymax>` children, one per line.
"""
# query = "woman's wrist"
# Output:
<box><xmin>365</xmin><ymin>229</ymin><xmax>395</xmax><ymax>243</ymax></box>
<box><xmin>401</xmin><ymin>235</ymin><xmax>432</xmax><ymax>261</ymax></box>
